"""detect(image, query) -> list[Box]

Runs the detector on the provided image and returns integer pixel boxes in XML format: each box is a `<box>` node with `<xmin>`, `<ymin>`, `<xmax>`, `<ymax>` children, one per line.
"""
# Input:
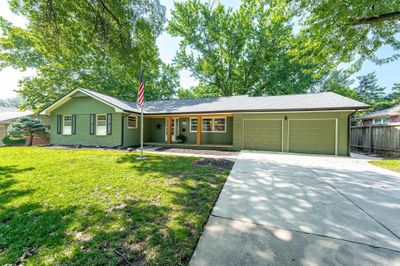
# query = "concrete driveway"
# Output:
<box><xmin>191</xmin><ymin>151</ymin><xmax>400</xmax><ymax>266</ymax></box>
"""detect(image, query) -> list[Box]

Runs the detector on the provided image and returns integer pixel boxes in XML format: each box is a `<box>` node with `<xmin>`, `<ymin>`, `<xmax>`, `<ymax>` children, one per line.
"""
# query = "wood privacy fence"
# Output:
<box><xmin>351</xmin><ymin>125</ymin><xmax>400</xmax><ymax>156</ymax></box>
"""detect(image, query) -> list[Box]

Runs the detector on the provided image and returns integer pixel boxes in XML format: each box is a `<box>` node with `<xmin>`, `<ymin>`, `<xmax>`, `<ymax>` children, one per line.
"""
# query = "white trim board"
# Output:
<box><xmin>127</xmin><ymin>114</ymin><xmax>138</xmax><ymax>129</ymax></box>
<box><xmin>242</xmin><ymin>119</ymin><xmax>284</xmax><ymax>152</ymax></box>
<box><xmin>235</xmin><ymin>109</ymin><xmax>356</xmax><ymax>114</ymax></box>
<box><xmin>287</xmin><ymin>118</ymin><xmax>338</xmax><ymax>156</ymax></box>
<box><xmin>144</xmin><ymin>109</ymin><xmax>357</xmax><ymax>117</ymax></box>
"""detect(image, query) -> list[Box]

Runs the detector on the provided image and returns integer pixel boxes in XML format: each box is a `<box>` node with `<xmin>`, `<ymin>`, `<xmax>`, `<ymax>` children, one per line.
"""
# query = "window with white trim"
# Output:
<box><xmin>213</xmin><ymin>117</ymin><xmax>226</xmax><ymax>132</ymax></box>
<box><xmin>190</xmin><ymin>118</ymin><xmax>198</xmax><ymax>132</ymax></box>
<box><xmin>63</xmin><ymin>115</ymin><xmax>72</xmax><ymax>135</ymax></box>
<box><xmin>96</xmin><ymin>114</ymin><xmax>107</xmax><ymax>135</ymax></box>
<box><xmin>191</xmin><ymin>117</ymin><xmax>226</xmax><ymax>133</ymax></box>
<box><xmin>128</xmin><ymin>115</ymin><xmax>137</xmax><ymax>128</ymax></box>
<box><xmin>202</xmin><ymin>118</ymin><xmax>213</xmax><ymax>132</ymax></box>
<box><xmin>373</xmin><ymin>117</ymin><xmax>390</xmax><ymax>124</ymax></box>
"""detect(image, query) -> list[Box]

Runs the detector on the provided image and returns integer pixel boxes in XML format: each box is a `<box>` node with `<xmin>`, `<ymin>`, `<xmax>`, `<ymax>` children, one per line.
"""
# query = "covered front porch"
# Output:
<box><xmin>143</xmin><ymin>114</ymin><xmax>234</xmax><ymax>148</ymax></box>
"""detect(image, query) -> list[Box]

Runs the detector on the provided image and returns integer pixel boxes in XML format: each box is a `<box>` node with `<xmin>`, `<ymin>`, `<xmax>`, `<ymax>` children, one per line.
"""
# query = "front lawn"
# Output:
<box><xmin>0</xmin><ymin>147</ymin><xmax>229</xmax><ymax>265</ymax></box>
<box><xmin>369</xmin><ymin>159</ymin><xmax>400</xmax><ymax>172</ymax></box>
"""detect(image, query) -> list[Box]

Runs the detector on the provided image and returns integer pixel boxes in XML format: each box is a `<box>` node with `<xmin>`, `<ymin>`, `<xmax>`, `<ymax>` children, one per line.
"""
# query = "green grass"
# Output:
<box><xmin>369</xmin><ymin>159</ymin><xmax>400</xmax><ymax>172</ymax></box>
<box><xmin>0</xmin><ymin>147</ymin><xmax>229</xmax><ymax>265</ymax></box>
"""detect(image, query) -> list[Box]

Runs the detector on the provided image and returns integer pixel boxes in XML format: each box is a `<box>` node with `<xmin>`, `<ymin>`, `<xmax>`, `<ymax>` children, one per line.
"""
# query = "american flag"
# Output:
<box><xmin>137</xmin><ymin>68</ymin><xmax>144</xmax><ymax>106</ymax></box>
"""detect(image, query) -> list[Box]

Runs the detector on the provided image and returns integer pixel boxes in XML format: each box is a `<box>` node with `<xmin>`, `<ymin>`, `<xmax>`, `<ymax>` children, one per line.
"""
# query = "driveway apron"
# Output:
<box><xmin>190</xmin><ymin>151</ymin><xmax>400</xmax><ymax>266</ymax></box>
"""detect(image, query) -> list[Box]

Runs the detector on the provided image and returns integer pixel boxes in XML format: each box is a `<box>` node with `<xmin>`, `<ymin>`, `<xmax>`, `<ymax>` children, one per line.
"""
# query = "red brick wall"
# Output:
<box><xmin>24</xmin><ymin>125</ymin><xmax>50</xmax><ymax>146</ymax></box>
<box><xmin>25</xmin><ymin>136</ymin><xmax>50</xmax><ymax>146</ymax></box>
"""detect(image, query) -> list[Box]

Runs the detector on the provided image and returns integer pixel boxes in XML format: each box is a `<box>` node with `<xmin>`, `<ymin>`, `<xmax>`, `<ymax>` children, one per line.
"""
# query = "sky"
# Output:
<box><xmin>0</xmin><ymin>0</ymin><xmax>399</xmax><ymax>100</ymax></box>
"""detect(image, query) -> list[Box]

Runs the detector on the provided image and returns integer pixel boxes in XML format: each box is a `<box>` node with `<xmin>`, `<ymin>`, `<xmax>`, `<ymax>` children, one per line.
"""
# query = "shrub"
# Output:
<box><xmin>176</xmin><ymin>134</ymin><xmax>187</xmax><ymax>143</ymax></box>
<box><xmin>2</xmin><ymin>136</ymin><xmax>26</xmax><ymax>146</ymax></box>
<box><xmin>7</xmin><ymin>117</ymin><xmax>49</xmax><ymax>146</ymax></box>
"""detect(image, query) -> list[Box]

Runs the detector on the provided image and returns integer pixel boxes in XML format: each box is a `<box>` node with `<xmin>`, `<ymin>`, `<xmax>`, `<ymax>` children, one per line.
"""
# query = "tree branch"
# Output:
<box><xmin>96</xmin><ymin>0</ymin><xmax>121</xmax><ymax>27</ymax></box>
<box><xmin>353</xmin><ymin>11</ymin><xmax>400</xmax><ymax>25</ymax></box>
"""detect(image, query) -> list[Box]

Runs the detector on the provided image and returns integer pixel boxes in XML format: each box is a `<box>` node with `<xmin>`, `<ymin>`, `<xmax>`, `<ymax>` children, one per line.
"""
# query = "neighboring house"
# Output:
<box><xmin>357</xmin><ymin>105</ymin><xmax>400</xmax><ymax>126</ymax></box>
<box><xmin>0</xmin><ymin>107</ymin><xmax>50</xmax><ymax>146</ymax></box>
<box><xmin>40</xmin><ymin>88</ymin><xmax>369</xmax><ymax>156</ymax></box>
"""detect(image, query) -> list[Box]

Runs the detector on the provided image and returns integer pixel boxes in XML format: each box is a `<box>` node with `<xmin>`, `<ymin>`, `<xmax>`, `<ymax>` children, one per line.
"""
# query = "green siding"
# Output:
<box><xmin>123</xmin><ymin>115</ymin><xmax>141</xmax><ymax>147</ymax></box>
<box><xmin>50</xmin><ymin>95</ymin><xmax>123</xmax><ymax>147</ymax></box>
<box><xmin>143</xmin><ymin>117</ymin><xmax>233</xmax><ymax>145</ymax></box>
<box><xmin>144</xmin><ymin>118</ymin><xmax>166</xmax><ymax>143</ymax></box>
<box><xmin>233</xmin><ymin>111</ymin><xmax>352</xmax><ymax>156</ymax></box>
<box><xmin>49</xmin><ymin>92</ymin><xmax>352</xmax><ymax>155</ymax></box>
<box><xmin>243</xmin><ymin>119</ymin><xmax>282</xmax><ymax>151</ymax></box>
<box><xmin>289</xmin><ymin>119</ymin><xmax>336</xmax><ymax>155</ymax></box>
<box><xmin>178</xmin><ymin>117</ymin><xmax>233</xmax><ymax>145</ymax></box>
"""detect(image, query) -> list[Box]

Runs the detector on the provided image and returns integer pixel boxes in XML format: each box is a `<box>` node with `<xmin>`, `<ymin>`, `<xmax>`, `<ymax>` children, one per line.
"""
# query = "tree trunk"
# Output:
<box><xmin>29</xmin><ymin>135</ymin><xmax>33</xmax><ymax>146</ymax></box>
<box><xmin>353</xmin><ymin>11</ymin><xmax>400</xmax><ymax>25</ymax></box>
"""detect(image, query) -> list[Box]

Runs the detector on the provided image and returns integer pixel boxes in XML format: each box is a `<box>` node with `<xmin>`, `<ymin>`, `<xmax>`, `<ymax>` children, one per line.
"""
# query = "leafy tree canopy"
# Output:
<box><xmin>291</xmin><ymin>0</ymin><xmax>400</xmax><ymax>71</ymax></box>
<box><xmin>168</xmin><ymin>0</ymin><xmax>322</xmax><ymax>97</ymax></box>
<box><xmin>386</xmin><ymin>82</ymin><xmax>400</xmax><ymax>101</ymax></box>
<box><xmin>0</xmin><ymin>0</ymin><xmax>169</xmax><ymax>111</ymax></box>
<box><xmin>0</xmin><ymin>96</ymin><xmax>24</xmax><ymax>108</ymax></box>
<box><xmin>7</xmin><ymin>117</ymin><xmax>48</xmax><ymax>146</ymax></box>
<box><xmin>355</xmin><ymin>72</ymin><xmax>386</xmax><ymax>105</ymax></box>
<box><xmin>316</xmin><ymin>70</ymin><xmax>359</xmax><ymax>100</ymax></box>
<box><xmin>373</xmin><ymin>82</ymin><xmax>400</xmax><ymax>110</ymax></box>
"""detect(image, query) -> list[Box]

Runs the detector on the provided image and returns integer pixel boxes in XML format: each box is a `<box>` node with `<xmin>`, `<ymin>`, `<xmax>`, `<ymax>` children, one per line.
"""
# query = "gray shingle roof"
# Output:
<box><xmin>359</xmin><ymin>105</ymin><xmax>400</xmax><ymax>120</ymax></box>
<box><xmin>44</xmin><ymin>88</ymin><xmax>370</xmax><ymax>115</ymax></box>
<box><xmin>78</xmin><ymin>88</ymin><xmax>140</xmax><ymax>113</ymax></box>
<box><xmin>143</xmin><ymin>92</ymin><xmax>369</xmax><ymax>114</ymax></box>
<box><xmin>0</xmin><ymin>107</ymin><xmax>32</xmax><ymax>123</ymax></box>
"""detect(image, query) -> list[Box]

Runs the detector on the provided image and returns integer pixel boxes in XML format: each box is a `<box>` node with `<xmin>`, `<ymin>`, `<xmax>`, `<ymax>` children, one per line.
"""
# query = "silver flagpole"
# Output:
<box><xmin>140</xmin><ymin>103</ymin><xmax>144</xmax><ymax>158</ymax></box>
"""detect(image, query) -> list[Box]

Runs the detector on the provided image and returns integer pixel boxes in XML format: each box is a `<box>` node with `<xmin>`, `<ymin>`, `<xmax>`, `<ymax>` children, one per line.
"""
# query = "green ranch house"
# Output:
<box><xmin>40</xmin><ymin>88</ymin><xmax>369</xmax><ymax>155</ymax></box>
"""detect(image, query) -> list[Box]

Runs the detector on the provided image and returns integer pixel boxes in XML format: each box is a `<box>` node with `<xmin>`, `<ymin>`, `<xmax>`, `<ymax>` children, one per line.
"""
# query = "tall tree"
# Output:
<box><xmin>291</xmin><ymin>0</ymin><xmax>400</xmax><ymax>71</ymax></box>
<box><xmin>375</xmin><ymin>82</ymin><xmax>400</xmax><ymax>110</ymax></box>
<box><xmin>316</xmin><ymin>70</ymin><xmax>359</xmax><ymax>100</ymax></box>
<box><xmin>386</xmin><ymin>82</ymin><xmax>400</xmax><ymax>101</ymax></box>
<box><xmin>355</xmin><ymin>72</ymin><xmax>386</xmax><ymax>105</ymax></box>
<box><xmin>0</xmin><ymin>96</ymin><xmax>24</xmax><ymax>108</ymax></box>
<box><xmin>0</xmin><ymin>0</ymin><xmax>166</xmax><ymax>111</ymax></box>
<box><xmin>168</xmin><ymin>0</ymin><xmax>321</xmax><ymax>97</ymax></box>
<box><xmin>150</xmin><ymin>63</ymin><xmax>180</xmax><ymax>100</ymax></box>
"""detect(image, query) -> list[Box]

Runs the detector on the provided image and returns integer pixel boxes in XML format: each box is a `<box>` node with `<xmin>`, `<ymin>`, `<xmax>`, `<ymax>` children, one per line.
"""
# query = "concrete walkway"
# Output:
<box><xmin>191</xmin><ymin>151</ymin><xmax>400</xmax><ymax>266</ymax></box>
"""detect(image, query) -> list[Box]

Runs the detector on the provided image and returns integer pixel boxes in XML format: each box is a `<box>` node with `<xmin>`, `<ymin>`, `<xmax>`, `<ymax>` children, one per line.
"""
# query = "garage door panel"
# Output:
<box><xmin>289</xmin><ymin>120</ymin><xmax>336</xmax><ymax>155</ymax></box>
<box><xmin>243</xmin><ymin>120</ymin><xmax>282</xmax><ymax>151</ymax></box>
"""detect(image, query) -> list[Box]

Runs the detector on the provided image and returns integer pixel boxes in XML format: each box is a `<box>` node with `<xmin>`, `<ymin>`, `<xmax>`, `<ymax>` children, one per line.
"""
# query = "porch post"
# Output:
<box><xmin>196</xmin><ymin>115</ymin><xmax>202</xmax><ymax>145</ymax></box>
<box><xmin>167</xmin><ymin>117</ymin><xmax>173</xmax><ymax>144</ymax></box>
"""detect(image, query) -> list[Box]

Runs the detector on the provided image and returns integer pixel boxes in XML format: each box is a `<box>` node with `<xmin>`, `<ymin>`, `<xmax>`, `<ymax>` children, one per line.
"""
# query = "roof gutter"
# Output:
<box><xmin>143</xmin><ymin>107</ymin><xmax>370</xmax><ymax>116</ymax></box>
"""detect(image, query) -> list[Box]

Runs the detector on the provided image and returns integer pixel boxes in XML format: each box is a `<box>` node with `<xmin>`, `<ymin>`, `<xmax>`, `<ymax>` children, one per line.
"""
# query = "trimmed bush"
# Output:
<box><xmin>2</xmin><ymin>136</ymin><xmax>26</xmax><ymax>146</ymax></box>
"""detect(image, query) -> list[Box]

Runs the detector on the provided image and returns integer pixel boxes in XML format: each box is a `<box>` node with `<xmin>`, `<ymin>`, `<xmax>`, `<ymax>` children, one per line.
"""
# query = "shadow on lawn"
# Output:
<box><xmin>0</xmin><ymin>165</ymin><xmax>35</xmax><ymax>178</ymax></box>
<box><xmin>1</xmin><ymin>154</ymin><xmax>228</xmax><ymax>265</ymax></box>
<box><xmin>0</xmin><ymin>165</ymin><xmax>71</xmax><ymax>264</ymax></box>
<box><xmin>0</xmin><ymin>165</ymin><xmax>36</xmax><ymax>208</ymax></box>
<box><xmin>0</xmin><ymin>203</ymin><xmax>78</xmax><ymax>265</ymax></box>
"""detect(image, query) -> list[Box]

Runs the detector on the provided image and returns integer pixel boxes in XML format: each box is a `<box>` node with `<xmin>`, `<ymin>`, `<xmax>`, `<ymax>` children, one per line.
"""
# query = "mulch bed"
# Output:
<box><xmin>154</xmin><ymin>147</ymin><xmax>239</xmax><ymax>157</ymax></box>
<box><xmin>194</xmin><ymin>158</ymin><xmax>235</xmax><ymax>170</ymax></box>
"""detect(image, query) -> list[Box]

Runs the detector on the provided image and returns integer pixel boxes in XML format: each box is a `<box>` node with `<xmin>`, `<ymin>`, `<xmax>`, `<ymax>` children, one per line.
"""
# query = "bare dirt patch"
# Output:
<box><xmin>194</xmin><ymin>158</ymin><xmax>235</xmax><ymax>170</ymax></box>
